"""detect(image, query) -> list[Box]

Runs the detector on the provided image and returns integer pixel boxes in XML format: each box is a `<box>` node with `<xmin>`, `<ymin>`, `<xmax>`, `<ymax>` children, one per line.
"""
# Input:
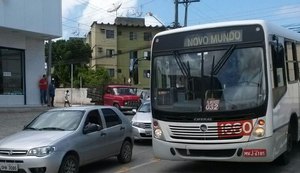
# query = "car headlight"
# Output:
<box><xmin>124</xmin><ymin>101</ymin><xmax>128</xmax><ymax>106</ymax></box>
<box><xmin>132</xmin><ymin>122</ymin><xmax>145</xmax><ymax>129</ymax></box>
<box><xmin>27</xmin><ymin>146</ymin><xmax>55</xmax><ymax>157</ymax></box>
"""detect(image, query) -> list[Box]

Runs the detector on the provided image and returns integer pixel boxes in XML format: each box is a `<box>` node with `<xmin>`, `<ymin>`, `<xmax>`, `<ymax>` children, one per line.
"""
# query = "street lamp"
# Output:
<box><xmin>146</xmin><ymin>12</ymin><xmax>165</xmax><ymax>27</ymax></box>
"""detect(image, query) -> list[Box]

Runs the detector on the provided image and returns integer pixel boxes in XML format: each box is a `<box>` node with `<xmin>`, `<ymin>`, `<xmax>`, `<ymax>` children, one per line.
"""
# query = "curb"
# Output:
<box><xmin>0</xmin><ymin>107</ymin><xmax>51</xmax><ymax>113</ymax></box>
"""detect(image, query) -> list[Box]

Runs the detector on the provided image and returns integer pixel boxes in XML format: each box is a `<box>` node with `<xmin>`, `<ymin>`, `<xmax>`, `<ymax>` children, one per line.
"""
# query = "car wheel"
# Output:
<box><xmin>113</xmin><ymin>103</ymin><xmax>121</xmax><ymax>110</ymax></box>
<box><xmin>117</xmin><ymin>140</ymin><xmax>133</xmax><ymax>163</ymax></box>
<box><xmin>59</xmin><ymin>154</ymin><xmax>79</xmax><ymax>173</ymax></box>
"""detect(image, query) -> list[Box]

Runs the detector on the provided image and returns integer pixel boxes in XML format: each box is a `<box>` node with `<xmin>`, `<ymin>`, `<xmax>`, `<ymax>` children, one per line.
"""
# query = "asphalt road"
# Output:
<box><xmin>1</xmin><ymin>108</ymin><xmax>300</xmax><ymax>173</ymax></box>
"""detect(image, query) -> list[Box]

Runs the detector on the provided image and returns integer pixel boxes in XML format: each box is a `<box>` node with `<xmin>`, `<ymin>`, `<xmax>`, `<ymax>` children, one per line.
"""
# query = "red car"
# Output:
<box><xmin>103</xmin><ymin>85</ymin><xmax>141</xmax><ymax>112</ymax></box>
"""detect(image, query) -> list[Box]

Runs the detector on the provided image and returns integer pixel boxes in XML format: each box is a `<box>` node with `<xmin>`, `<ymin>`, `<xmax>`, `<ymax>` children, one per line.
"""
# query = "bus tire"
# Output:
<box><xmin>276</xmin><ymin>122</ymin><xmax>294</xmax><ymax>165</ymax></box>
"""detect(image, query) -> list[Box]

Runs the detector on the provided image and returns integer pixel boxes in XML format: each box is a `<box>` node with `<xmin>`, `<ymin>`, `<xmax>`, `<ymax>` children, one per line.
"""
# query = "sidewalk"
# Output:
<box><xmin>0</xmin><ymin>106</ymin><xmax>50</xmax><ymax>113</ymax></box>
<box><xmin>0</xmin><ymin>102</ymin><xmax>96</xmax><ymax>113</ymax></box>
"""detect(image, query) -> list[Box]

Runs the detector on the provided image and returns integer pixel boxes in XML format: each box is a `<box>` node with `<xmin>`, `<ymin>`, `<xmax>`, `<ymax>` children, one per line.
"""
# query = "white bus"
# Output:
<box><xmin>150</xmin><ymin>20</ymin><xmax>300</xmax><ymax>164</ymax></box>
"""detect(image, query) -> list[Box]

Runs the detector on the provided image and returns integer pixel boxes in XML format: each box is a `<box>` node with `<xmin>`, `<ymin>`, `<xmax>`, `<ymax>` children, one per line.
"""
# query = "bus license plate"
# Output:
<box><xmin>243</xmin><ymin>149</ymin><xmax>266</xmax><ymax>157</ymax></box>
<box><xmin>0</xmin><ymin>162</ymin><xmax>18</xmax><ymax>172</ymax></box>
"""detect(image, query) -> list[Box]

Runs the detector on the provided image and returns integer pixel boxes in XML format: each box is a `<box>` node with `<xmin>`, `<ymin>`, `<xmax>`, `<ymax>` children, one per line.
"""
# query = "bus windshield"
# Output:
<box><xmin>152</xmin><ymin>47</ymin><xmax>266</xmax><ymax>112</ymax></box>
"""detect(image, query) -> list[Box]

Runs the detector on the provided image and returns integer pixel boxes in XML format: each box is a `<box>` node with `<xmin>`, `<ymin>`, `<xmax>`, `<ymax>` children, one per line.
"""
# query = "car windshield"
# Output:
<box><xmin>138</xmin><ymin>102</ymin><xmax>151</xmax><ymax>112</ymax></box>
<box><xmin>113</xmin><ymin>87</ymin><xmax>136</xmax><ymax>95</ymax></box>
<box><xmin>152</xmin><ymin>47</ymin><xmax>266</xmax><ymax>112</ymax></box>
<box><xmin>25</xmin><ymin>110</ymin><xmax>84</xmax><ymax>131</ymax></box>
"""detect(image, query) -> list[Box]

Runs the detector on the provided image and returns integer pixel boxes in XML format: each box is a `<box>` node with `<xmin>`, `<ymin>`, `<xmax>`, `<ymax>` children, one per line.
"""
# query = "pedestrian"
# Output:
<box><xmin>64</xmin><ymin>90</ymin><xmax>71</xmax><ymax>107</ymax></box>
<box><xmin>38</xmin><ymin>74</ymin><xmax>48</xmax><ymax>106</ymax></box>
<box><xmin>48</xmin><ymin>79</ymin><xmax>56</xmax><ymax>107</ymax></box>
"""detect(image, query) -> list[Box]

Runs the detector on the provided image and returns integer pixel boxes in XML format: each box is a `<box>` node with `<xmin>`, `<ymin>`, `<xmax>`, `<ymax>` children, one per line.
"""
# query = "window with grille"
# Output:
<box><xmin>106</xmin><ymin>30</ymin><xmax>115</xmax><ymax>39</ymax></box>
<box><xmin>144</xmin><ymin>32</ymin><xmax>152</xmax><ymax>41</ymax></box>
<box><xmin>129</xmin><ymin>32</ymin><xmax>137</xmax><ymax>40</ymax></box>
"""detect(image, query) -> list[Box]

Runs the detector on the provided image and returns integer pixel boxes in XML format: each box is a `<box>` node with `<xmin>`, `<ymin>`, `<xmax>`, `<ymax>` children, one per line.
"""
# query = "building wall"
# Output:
<box><xmin>89</xmin><ymin>23</ymin><xmax>117</xmax><ymax>72</ymax></box>
<box><xmin>117</xmin><ymin>26</ymin><xmax>163</xmax><ymax>88</ymax></box>
<box><xmin>87</xmin><ymin>19</ymin><xmax>165</xmax><ymax>88</ymax></box>
<box><xmin>25</xmin><ymin>38</ymin><xmax>45</xmax><ymax>106</ymax></box>
<box><xmin>0</xmin><ymin>32</ymin><xmax>45</xmax><ymax>106</ymax></box>
<box><xmin>0</xmin><ymin>0</ymin><xmax>62</xmax><ymax>37</ymax></box>
<box><xmin>0</xmin><ymin>0</ymin><xmax>61</xmax><ymax>107</ymax></box>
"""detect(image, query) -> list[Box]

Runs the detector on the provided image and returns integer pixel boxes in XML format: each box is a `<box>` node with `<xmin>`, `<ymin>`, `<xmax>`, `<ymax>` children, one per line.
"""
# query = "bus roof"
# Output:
<box><xmin>154</xmin><ymin>20</ymin><xmax>300</xmax><ymax>41</ymax></box>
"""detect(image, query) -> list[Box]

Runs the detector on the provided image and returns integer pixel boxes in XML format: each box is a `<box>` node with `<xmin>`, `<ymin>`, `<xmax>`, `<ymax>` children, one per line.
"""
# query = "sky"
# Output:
<box><xmin>61</xmin><ymin>0</ymin><xmax>300</xmax><ymax>39</ymax></box>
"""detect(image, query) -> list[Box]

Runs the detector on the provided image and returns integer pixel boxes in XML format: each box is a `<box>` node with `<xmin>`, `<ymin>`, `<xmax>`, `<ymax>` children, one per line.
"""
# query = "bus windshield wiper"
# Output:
<box><xmin>209</xmin><ymin>56</ymin><xmax>215</xmax><ymax>98</ymax></box>
<box><xmin>213</xmin><ymin>45</ymin><xmax>236</xmax><ymax>75</ymax></box>
<box><xmin>173</xmin><ymin>51</ymin><xmax>190</xmax><ymax>77</ymax></box>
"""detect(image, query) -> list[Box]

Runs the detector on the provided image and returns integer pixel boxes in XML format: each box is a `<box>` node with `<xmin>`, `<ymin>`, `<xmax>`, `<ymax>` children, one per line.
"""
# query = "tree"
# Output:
<box><xmin>76</xmin><ymin>67</ymin><xmax>112</xmax><ymax>88</ymax></box>
<box><xmin>45</xmin><ymin>39</ymin><xmax>93</xmax><ymax>87</ymax></box>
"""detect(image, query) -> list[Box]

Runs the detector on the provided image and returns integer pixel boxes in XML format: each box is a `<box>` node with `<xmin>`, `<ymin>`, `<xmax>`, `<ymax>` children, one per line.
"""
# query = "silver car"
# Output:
<box><xmin>0</xmin><ymin>106</ymin><xmax>133</xmax><ymax>173</ymax></box>
<box><xmin>131</xmin><ymin>102</ymin><xmax>152</xmax><ymax>140</ymax></box>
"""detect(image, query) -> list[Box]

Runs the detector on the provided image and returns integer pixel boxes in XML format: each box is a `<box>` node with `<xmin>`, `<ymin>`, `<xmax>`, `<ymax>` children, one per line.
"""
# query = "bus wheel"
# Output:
<box><xmin>276</xmin><ymin>124</ymin><xmax>293</xmax><ymax>165</ymax></box>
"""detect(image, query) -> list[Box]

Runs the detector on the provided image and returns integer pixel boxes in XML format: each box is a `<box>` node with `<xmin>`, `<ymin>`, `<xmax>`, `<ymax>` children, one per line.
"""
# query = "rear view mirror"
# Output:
<box><xmin>83</xmin><ymin>124</ymin><xmax>102</xmax><ymax>134</ymax></box>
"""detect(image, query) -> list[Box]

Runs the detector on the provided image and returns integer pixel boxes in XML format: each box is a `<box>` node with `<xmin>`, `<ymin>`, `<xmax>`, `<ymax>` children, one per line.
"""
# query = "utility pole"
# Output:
<box><xmin>47</xmin><ymin>39</ymin><xmax>52</xmax><ymax>106</ymax></box>
<box><xmin>174</xmin><ymin>0</ymin><xmax>179</xmax><ymax>28</ymax></box>
<box><xmin>175</xmin><ymin>0</ymin><xmax>200</xmax><ymax>27</ymax></box>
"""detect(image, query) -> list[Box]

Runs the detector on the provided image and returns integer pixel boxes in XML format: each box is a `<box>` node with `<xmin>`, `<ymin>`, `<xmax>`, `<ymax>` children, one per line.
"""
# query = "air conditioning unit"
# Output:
<box><xmin>144</xmin><ymin>51</ymin><xmax>150</xmax><ymax>60</ymax></box>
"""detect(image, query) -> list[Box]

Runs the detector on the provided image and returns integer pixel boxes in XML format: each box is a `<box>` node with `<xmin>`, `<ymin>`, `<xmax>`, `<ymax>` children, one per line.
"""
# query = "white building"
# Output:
<box><xmin>0</xmin><ymin>0</ymin><xmax>62</xmax><ymax>106</ymax></box>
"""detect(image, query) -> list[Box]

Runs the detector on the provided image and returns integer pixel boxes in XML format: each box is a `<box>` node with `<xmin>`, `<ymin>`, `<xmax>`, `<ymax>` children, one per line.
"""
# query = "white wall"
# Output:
<box><xmin>0</xmin><ymin>0</ymin><xmax>61</xmax><ymax>107</ymax></box>
<box><xmin>54</xmin><ymin>88</ymin><xmax>93</xmax><ymax>105</ymax></box>
<box><xmin>25</xmin><ymin>38</ymin><xmax>45</xmax><ymax>106</ymax></box>
<box><xmin>0</xmin><ymin>30</ymin><xmax>25</xmax><ymax>49</ymax></box>
<box><xmin>0</xmin><ymin>31</ymin><xmax>45</xmax><ymax>106</ymax></box>
<box><xmin>0</xmin><ymin>0</ymin><xmax>62</xmax><ymax>38</ymax></box>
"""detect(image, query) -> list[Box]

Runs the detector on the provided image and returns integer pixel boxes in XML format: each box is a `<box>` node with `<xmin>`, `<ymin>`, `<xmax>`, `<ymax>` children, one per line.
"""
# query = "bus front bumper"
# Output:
<box><xmin>153</xmin><ymin>137</ymin><xmax>276</xmax><ymax>162</ymax></box>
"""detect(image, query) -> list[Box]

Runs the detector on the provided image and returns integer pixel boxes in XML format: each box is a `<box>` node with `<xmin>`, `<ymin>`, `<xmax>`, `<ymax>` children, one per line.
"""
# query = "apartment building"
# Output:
<box><xmin>86</xmin><ymin>17</ymin><xmax>166</xmax><ymax>89</ymax></box>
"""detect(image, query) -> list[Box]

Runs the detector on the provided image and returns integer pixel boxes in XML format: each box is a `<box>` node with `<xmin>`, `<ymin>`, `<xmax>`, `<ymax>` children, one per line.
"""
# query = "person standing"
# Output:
<box><xmin>64</xmin><ymin>90</ymin><xmax>71</xmax><ymax>107</ymax></box>
<box><xmin>39</xmin><ymin>74</ymin><xmax>48</xmax><ymax>106</ymax></box>
<box><xmin>48</xmin><ymin>79</ymin><xmax>56</xmax><ymax>107</ymax></box>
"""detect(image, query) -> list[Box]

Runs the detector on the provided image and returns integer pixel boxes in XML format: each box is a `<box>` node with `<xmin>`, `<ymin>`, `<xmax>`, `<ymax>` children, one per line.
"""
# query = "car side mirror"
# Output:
<box><xmin>83</xmin><ymin>124</ymin><xmax>102</xmax><ymax>134</ymax></box>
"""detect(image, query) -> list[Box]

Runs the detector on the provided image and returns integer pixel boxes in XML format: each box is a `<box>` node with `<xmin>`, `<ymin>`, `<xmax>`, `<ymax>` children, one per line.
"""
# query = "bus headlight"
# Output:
<box><xmin>253</xmin><ymin>127</ymin><xmax>265</xmax><ymax>137</ymax></box>
<box><xmin>154</xmin><ymin>128</ymin><xmax>163</xmax><ymax>138</ymax></box>
<box><xmin>153</xmin><ymin>119</ymin><xmax>165</xmax><ymax>140</ymax></box>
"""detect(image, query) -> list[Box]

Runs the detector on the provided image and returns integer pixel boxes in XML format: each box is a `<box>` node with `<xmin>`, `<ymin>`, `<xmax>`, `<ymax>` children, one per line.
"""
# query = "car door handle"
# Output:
<box><xmin>100</xmin><ymin>132</ymin><xmax>106</xmax><ymax>136</ymax></box>
<box><xmin>120</xmin><ymin>126</ymin><xmax>125</xmax><ymax>130</ymax></box>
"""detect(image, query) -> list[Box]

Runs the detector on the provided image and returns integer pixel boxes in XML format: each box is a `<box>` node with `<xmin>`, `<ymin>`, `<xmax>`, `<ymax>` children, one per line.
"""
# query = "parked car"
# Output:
<box><xmin>0</xmin><ymin>106</ymin><xmax>133</xmax><ymax>173</ymax></box>
<box><xmin>131</xmin><ymin>101</ymin><xmax>152</xmax><ymax>141</ymax></box>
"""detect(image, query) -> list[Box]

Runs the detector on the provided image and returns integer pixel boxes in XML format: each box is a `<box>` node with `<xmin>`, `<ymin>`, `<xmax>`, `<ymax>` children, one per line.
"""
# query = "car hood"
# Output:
<box><xmin>0</xmin><ymin>130</ymin><xmax>73</xmax><ymax>149</ymax></box>
<box><xmin>132</xmin><ymin>112</ymin><xmax>152</xmax><ymax>123</ymax></box>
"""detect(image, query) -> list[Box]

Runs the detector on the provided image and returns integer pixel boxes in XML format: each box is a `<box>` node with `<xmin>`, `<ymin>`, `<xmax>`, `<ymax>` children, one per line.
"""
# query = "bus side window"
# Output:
<box><xmin>285</xmin><ymin>41</ymin><xmax>299</xmax><ymax>82</ymax></box>
<box><xmin>297</xmin><ymin>43</ymin><xmax>300</xmax><ymax>79</ymax></box>
<box><xmin>271</xmin><ymin>36</ymin><xmax>287</xmax><ymax>107</ymax></box>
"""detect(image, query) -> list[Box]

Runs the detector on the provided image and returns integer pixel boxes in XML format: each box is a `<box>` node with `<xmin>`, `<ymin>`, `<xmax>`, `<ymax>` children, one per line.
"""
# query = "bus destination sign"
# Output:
<box><xmin>184</xmin><ymin>30</ymin><xmax>243</xmax><ymax>47</ymax></box>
